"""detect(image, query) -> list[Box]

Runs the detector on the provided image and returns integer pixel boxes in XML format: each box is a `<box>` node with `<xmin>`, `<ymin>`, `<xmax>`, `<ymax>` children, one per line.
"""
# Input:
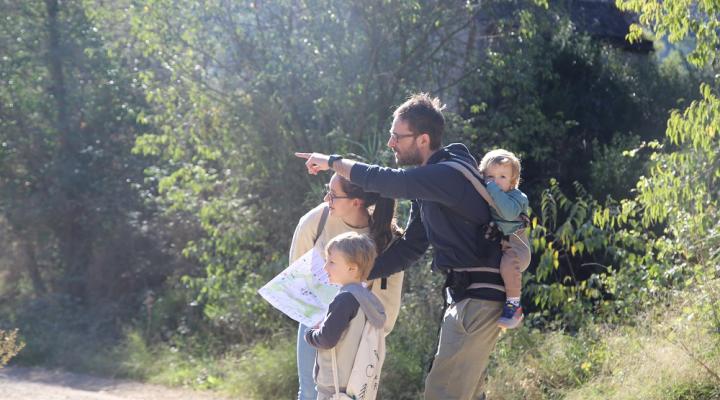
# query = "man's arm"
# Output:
<box><xmin>295</xmin><ymin>152</ymin><xmax>354</xmax><ymax>179</ymax></box>
<box><xmin>368</xmin><ymin>201</ymin><xmax>429</xmax><ymax>280</ymax></box>
<box><xmin>296</xmin><ymin>152</ymin><xmax>470</xmax><ymax>206</ymax></box>
<box><xmin>350</xmin><ymin>162</ymin><xmax>478</xmax><ymax>206</ymax></box>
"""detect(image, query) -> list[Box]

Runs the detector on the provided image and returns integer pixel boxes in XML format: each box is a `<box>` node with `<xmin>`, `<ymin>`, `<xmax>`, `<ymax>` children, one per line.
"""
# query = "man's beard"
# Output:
<box><xmin>395</xmin><ymin>147</ymin><xmax>423</xmax><ymax>166</ymax></box>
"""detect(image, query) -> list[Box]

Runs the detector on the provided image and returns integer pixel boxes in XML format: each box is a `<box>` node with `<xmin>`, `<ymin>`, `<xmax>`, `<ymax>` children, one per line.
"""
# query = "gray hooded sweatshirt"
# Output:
<box><xmin>305</xmin><ymin>283</ymin><xmax>386</xmax><ymax>397</ymax></box>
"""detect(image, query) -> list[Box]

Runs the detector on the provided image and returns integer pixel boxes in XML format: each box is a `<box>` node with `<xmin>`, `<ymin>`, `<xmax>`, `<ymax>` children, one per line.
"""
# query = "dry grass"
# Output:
<box><xmin>485</xmin><ymin>282</ymin><xmax>720</xmax><ymax>400</ymax></box>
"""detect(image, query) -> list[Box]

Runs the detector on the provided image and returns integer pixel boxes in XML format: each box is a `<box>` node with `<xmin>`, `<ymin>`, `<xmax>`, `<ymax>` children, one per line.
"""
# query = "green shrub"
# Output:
<box><xmin>115</xmin><ymin>326</ymin><xmax>231</xmax><ymax>389</ymax></box>
<box><xmin>664</xmin><ymin>382</ymin><xmax>720</xmax><ymax>400</ymax></box>
<box><xmin>565</xmin><ymin>282</ymin><xmax>720</xmax><ymax>400</ymax></box>
<box><xmin>486</xmin><ymin>327</ymin><xmax>609</xmax><ymax>400</ymax></box>
<box><xmin>0</xmin><ymin>329</ymin><xmax>24</xmax><ymax>367</ymax></box>
<box><xmin>115</xmin><ymin>326</ymin><xmax>297</xmax><ymax>398</ymax></box>
<box><xmin>219</xmin><ymin>334</ymin><xmax>297</xmax><ymax>400</ymax></box>
<box><xmin>380</xmin><ymin>258</ymin><xmax>444</xmax><ymax>399</ymax></box>
<box><xmin>116</xmin><ymin>329</ymin><xmax>157</xmax><ymax>380</ymax></box>
<box><xmin>7</xmin><ymin>295</ymin><xmax>120</xmax><ymax>373</ymax></box>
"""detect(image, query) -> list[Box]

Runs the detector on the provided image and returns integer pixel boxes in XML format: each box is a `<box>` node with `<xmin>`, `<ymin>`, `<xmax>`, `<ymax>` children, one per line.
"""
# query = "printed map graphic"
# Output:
<box><xmin>259</xmin><ymin>247</ymin><xmax>339</xmax><ymax>327</ymax></box>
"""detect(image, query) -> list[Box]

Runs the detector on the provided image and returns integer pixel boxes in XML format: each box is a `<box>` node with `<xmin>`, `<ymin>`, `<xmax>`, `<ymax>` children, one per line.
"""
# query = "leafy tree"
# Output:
<box><xmin>455</xmin><ymin>2</ymin><xmax>697</xmax><ymax>202</ymax></box>
<box><xmin>0</xmin><ymin>0</ymin><xmax>162</xmax><ymax>303</ymax></box>
<box><xmin>86</xmin><ymin>0</ymin><xmax>486</xmax><ymax>342</ymax></box>
<box><xmin>618</xmin><ymin>0</ymin><xmax>720</xmax><ymax>68</ymax></box>
<box><xmin>616</xmin><ymin>0</ymin><xmax>719</xmax><ymax>278</ymax></box>
<box><xmin>526</xmin><ymin>179</ymin><xmax>668</xmax><ymax>328</ymax></box>
<box><xmin>526</xmin><ymin>0</ymin><xmax>720</xmax><ymax>328</ymax></box>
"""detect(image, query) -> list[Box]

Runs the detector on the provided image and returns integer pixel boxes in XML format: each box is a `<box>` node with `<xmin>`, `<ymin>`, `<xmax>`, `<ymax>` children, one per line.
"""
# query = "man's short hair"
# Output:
<box><xmin>325</xmin><ymin>232</ymin><xmax>377</xmax><ymax>281</ymax></box>
<box><xmin>393</xmin><ymin>93</ymin><xmax>445</xmax><ymax>150</ymax></box>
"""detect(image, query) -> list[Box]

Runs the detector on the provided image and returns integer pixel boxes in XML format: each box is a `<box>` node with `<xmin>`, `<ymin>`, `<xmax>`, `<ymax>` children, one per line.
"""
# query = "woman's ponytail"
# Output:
<box><xmin>337</xmin><ymin>175</ymin><xmax>400</xmax><ymax>252</ymax></box>
<box><xmin>369</xmin><ymin>197</ymin><xmax>400</xmax><ymax>252</ymax></box>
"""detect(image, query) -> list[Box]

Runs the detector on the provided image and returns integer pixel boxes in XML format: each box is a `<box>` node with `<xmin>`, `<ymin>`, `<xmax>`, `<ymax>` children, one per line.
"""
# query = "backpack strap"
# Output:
<box><xmin>378</xmin><ymin>234</ymin><xmax>400</xmax><ymax>291</ymax></box>
<box><xmin>319</xmin><ymin>206</ymin><xmax>343</xmax><ymax>400</ymax></box>
<box><xmin>313</xmin><ymin>204</ymin><xmax>330</xmax><ymax>246</ymax></box>
<box><xmin>331</xmin><ymin>348</ymin><xmax>341</xmax><ymax>399</ymax></box>
<box><xmin>439</xmin><ymin>159</ymin><xmax>497</xmax><ymax>209</ymax></box>
<box><xmin>441</xmin><ymin>159</ymin><xmax>530</xmax><ymax>228</ymax></box>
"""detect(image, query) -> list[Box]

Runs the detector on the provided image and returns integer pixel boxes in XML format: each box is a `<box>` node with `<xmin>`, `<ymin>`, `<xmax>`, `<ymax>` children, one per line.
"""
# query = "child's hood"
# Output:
<box><xmin>341</xmin><ymin>283</ymin><xmax>386</xmax><ymax>329</ymax></box>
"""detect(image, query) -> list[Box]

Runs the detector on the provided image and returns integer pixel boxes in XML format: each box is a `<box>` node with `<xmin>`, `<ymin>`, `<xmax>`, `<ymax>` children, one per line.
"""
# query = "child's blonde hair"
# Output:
<box><xmin>478</xmin><ymin>149</ymin><xmax>522</xmax><ymax>189</ymax></box>
<box><xmin>325</xmin><ymin>232</ymin><xmax>377</xmax><ymax>281</ymax></box>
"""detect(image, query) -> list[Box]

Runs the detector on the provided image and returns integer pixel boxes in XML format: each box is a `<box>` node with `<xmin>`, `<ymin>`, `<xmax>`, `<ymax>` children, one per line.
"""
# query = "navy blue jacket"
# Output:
<box><xmin>350</xmin><ymin>143</ymin><xmax>504</xmax><ymax>302</ymax></box>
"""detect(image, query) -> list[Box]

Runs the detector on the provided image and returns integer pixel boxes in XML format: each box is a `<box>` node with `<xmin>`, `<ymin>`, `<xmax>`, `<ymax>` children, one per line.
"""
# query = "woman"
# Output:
<box><xmin>289</xmin><ymin>173</ymin><xmax>401</xmax><ymax>400</ymax></box>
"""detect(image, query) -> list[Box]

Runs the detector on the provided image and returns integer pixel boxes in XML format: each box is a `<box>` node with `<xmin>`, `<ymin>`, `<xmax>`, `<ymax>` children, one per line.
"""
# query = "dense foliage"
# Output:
<box><xmin>0</xmin><ymin>0</ymin><xmax>169</xmax><ymax>305</ymax></box>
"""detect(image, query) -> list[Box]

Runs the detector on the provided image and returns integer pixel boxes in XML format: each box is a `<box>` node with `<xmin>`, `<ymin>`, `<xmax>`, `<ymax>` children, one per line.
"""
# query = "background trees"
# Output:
<box><xmin>0</xmin><ymin>0</ymin><xmax>169</xmax><ymax>306</ymax></box>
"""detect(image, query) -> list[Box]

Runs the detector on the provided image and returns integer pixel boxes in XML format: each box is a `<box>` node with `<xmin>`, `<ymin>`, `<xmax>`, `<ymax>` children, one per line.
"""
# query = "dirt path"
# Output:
<box><xmin>0</xmin><ymin>367</ymin><xmax>233</xmax><ymax>400</ymax></box>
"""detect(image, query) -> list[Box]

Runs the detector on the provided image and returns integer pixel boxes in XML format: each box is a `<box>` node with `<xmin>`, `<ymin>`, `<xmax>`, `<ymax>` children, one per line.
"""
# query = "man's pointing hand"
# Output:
<box><xmin>295</xmin><ymin>152</ymin><xmax>330</xmax><ymax>175</ymax></box>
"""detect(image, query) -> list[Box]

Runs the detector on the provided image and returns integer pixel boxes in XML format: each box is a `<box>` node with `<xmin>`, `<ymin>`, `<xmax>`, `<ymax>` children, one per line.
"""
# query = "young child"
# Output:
<box><xmin>479</xmin><ymin>149</ymin><xmax>532</xmax><ymax>329</ymax></box>
<box><xmin>305</xmin><ymin>232</ymin><xmax>386</xmax><ymax>400</ymax></box>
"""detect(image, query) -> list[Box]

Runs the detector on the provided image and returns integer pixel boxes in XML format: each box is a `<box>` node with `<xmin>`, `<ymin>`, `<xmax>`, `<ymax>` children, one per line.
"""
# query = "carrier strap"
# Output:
<box><xmin>331</xmin><ymin>348</ymin><xmax>341</xmax><ymax>399</ymax></box>
<box><xmin>314</xmin><ymin>204</ymin><xmax>330</xmax><ymax>245</ymax></box>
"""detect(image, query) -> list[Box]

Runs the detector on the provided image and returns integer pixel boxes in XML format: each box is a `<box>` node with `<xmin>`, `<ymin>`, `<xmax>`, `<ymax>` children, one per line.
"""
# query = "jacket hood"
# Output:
<box><xmin>341</xmin><ymin>283</ymin><xmax>386</xmax><ymax>329</ymax></box>
<box><xmin>429</xmin><ymin>143</ymin><xmax>478</xmax><ymax>166</ymax></box>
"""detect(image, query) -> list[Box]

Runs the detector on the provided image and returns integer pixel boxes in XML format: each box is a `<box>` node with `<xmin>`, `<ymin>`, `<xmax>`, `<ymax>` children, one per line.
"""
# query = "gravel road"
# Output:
<box><xmin>0</xmin><ymin>367</ymin><xmax>233</xmax><ymax>400</ymax></box>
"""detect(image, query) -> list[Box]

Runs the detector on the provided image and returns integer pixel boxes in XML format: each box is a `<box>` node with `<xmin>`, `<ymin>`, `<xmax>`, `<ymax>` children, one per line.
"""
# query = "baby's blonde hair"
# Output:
<box><xmin>478</xmin><ymin>149</ymin><xmax>522</xmax><ymax>189</ymax></box>
<box><xmin>325</xmin><ymin>232</ymin><xmax>377</xmax><ymax>281</ymax></box>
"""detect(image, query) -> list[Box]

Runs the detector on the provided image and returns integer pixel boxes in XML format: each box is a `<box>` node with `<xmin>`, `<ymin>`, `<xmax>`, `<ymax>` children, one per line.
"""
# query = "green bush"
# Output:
<box><xmin>0</xmin><ymin>329</ymin><xmax>24</xmax><ymax>367</ymax></box>
<box><xmin>486</xmin><ymin>327</ymin><xmax>609</xmax><ymax>400</ymax></box>
<box><xmin>113</xmin><ymin>325</ymin><xmax>297</xmax><ymax>398</ymax></box>
<box><xmin>7</xmin><ymin>295</ymin><xmax>120</xmax><ymax>373</ymax></box>
<box><xmin>664</xmin><ymin>382</ymin><xmax>720</xmax><ymax>400</ymax></box>
<box><xmin>381</xmin><ymin>258</ymin><xmax>444</xmax><ymax>399</ymax></box>
<box><xmin>219</xmin><ymin>335</ymin><xmax>298</xmax><ymax>400</ymax></box>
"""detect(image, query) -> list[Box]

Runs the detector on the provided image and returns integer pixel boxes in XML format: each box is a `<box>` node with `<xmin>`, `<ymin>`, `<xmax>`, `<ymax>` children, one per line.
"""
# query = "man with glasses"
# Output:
<box><xmin>296</xmin><ymin>93</ymin><xmax>503</xmax><ymax>400</ymax></box>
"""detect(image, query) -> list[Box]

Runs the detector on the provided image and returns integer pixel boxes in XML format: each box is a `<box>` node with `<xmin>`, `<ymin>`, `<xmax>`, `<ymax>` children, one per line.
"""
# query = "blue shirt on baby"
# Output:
<box><xmin>485</xmin><ymin>181</ymin><xmax>528</xmax><ymax>235</ymax></box>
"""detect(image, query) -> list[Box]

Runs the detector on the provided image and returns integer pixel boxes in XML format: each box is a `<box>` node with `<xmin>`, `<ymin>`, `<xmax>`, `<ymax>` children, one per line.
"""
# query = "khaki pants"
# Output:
<box><xmin>424</xmin><ymin>298</ymin><xmax>503</xmax><ymax>400</ymax></box>
<box><xmin>500</xmin><ymin>229</ymin><xmax>531</xmax><ymax>299</ymax></box>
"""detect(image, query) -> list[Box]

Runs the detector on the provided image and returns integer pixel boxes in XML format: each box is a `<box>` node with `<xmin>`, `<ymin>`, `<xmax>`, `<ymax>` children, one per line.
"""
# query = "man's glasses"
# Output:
<box><xmin>389</xmin><ymin>131</ymin><xmax>416</xmax><ymax>142</ymax></box>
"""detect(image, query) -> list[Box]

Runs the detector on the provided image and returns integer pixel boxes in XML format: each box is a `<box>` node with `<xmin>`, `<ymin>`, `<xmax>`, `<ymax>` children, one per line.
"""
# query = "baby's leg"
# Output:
<box><xmin>498</xmin><ymin>230</ymin><xmax>532</xmax><ymax>328</ymax></box>
<box><xmin>499</xmin><ymin>229</ymin><xmax>531</xmax><ymax>298</ymax></box>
